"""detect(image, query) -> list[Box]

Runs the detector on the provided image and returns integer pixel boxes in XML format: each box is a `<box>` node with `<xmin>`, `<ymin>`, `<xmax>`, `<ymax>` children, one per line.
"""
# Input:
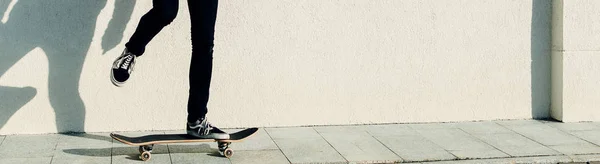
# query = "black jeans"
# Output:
<box><xmin>125</xmin><ymin>0</ymin><xmax>218</xmax><ymax>123</ymax></box>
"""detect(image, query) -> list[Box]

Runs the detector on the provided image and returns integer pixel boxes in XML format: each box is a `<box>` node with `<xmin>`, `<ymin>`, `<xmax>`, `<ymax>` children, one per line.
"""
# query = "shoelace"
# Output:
<box><xmin>199</xmin><ymin>122</ymin><xmax>214</xmax><ymax>135</ymax></box>
<box><xmin>121</xmin><ymin>54</ymin><xmax>133</xmax><ymax>70</ymax></box>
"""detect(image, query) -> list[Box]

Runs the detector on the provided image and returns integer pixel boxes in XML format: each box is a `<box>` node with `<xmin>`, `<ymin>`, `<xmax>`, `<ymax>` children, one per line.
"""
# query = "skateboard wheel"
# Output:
<box><xmin>140</xmin><ymin>151</ymin><xmax>152</xmax><ymax>161</ymax></box>
<box><xmin>223</xmin><ymin>148</ymin><xmax>234</xmax><ymax>158</ymax></box>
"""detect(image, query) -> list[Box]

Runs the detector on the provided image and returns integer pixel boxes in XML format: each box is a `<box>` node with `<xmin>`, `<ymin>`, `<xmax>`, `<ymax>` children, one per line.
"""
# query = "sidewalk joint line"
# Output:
<box><xmin>263</xmin><ymin>128</ymin><xmax>292</xmax><ymax>164</ymax></box>
<box><xmin>164</xmin><ymin>132</ymin><xmax>173</xmax><ymax>164</ymax></box>
<box><xmin>456</xmin><ymin>127</ymin><xmax>512</xmax><ymax>157</ymax></box>
<box><xmin>493</xmin><ymin>121</ymin><xmax>568</xmax><ymax>158</ymax></box>
<box><xmin>364</xmin><ymin>128</ymin><xmax>406</xmax><ymax>162</ymax></box>
<box><xmin>313</xmin><ymin>127</ymin><xmax>349</xmax><ymax>163</ymax></box>
<box><xmin>546</xmin><ymin>122</ymin><xmax>600</xmax><ymax>148</ymax></box>
<box><xmin>0</xmin><ymin>136</ymin><xmax>5</xmax><ymax>148</ymax></box>
<box><xmin>408</xmin><ymin>125</ymin><xmax>460</xmax><ymax>159</ymax></box>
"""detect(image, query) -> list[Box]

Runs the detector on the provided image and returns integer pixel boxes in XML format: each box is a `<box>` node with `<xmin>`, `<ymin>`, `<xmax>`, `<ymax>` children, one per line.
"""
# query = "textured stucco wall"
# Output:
<box><xmin>0</xmin><ymin>0</ymin><xmax>548</xmax><ymax>134</ymax></box>
<box><xmin>552</xmin><ymin>0</ymin><xmax>600</xmax><ymax>122</ymax></box>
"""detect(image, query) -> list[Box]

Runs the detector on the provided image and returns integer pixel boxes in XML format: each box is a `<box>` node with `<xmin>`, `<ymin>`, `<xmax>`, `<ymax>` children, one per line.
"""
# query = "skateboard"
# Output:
<box><xmin>110</xmin><ymin>127</ymin><xmax>259</xmax><ymax>161</ymax></box>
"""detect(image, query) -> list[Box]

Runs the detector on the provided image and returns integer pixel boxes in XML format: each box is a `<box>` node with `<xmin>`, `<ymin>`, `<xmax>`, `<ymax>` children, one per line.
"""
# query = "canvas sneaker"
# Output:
<box><xmin>111</xmin><ymin>48</ymin><xmax>137</xmax><ymax>87</ymax></box>
<box><xmin>187</xmin><ymin>118</ymin><xmax>230</xmax><ymax>139</ymax></box>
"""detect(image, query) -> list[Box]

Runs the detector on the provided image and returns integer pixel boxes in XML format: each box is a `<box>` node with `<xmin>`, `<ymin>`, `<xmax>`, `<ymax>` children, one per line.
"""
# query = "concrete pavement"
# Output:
<box><xmin>2</xmin><ymin>119</ymin><xmax>600</xmax><ymax>163</ymax></box>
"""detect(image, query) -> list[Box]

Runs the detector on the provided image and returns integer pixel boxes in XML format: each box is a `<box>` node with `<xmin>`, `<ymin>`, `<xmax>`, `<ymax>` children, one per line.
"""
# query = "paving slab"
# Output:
<box><xmin>0</xmin><ymin>134</ymin><xmax>59</xmax><ymax>158</ymax></box>
<box><xmin>414</xmin><ymin>128</ymin><xmax>508</xmax><ymax>159</ymax></box>
<box><xmin>56</xmin><ymin>133</ymin><xmax>113</xmax><ymax>147</ymax></box>
<box><xmin>112</xmin><ymin>154</ymin><xmax>172</xmax><ymax>164</ymax></box>
<box><xmin>451</xmin><ymin>121</ymin><xmax>513</xmax><ymax>134</ymax></box>
<box><xmin>365</xmin><ymin>124</ymin><xmax>418</xmax><ymax>136</ymax></box>
<box><xmin>499</xmin><ymin>122</ymin><xmax>600</xmax><ymax>155</ymax></box>
<box><xmin>366</xmin><ymin>123</ymin><xmax>456</xmax><ymax>162</ymax></box>
<box><xmin>0</xmin><ymin>157</ymin><xmax>52</xmax><ymax>164</ymax></box>
<box><xmin>266</xmin><ymin>127</ymin><xmax>322</xmax><ymax>139</ymax></box>
<box><xmin>547</xmin><ymin>122</ymin><xmax>600</xmax><ymax>132</ymax></box>
<box><xmin>313</xmin><ymin>125</ymin><xmax>367</xmax><ymax>133</ymax></box>
<box><xmin>499</xmin><ymin>122</ymin><xmax>590</xmax><ymax>146</ymax></box>
<box><xmin>548</xmin><ymin>144</ymin><xmax>600</xmax><ymax>155</ymax></box>
<box><xmin>495</xmin><ymin>120</ymin><xmax>544</xmax><ymax>126</ymax></box>
<box><xmin>407</xmin><ymin>123</ymin><xmax>453</xmax><ymax>130</ymax></box>
<box><xmin>229</xmin><ymin>150</ymin><xmax>290</xmax><ymax>164</ymax></box>
<box><xmin>266</xmin><ymin>127</ymin><xmax>346</xmax><ymax>164</ymax></box>
<box><xmin>57</xmin><ymin>145</ymin><xmax>112</xmax><ymax>158</ymax></box>
<box><xmin>373</xmin><ymin>135</ymin><xmax>456</xmax><ymax>162</ymax></box>
<box><xmin>423</xmin><ymin>155</ymin><xmax>573</xmax><ymax>164</ymax></box>
<box><xmin>570</xmin><ymin>130</ymin><xmax>600</xmax><ymax>146</ymax></box>
<box><xmin>54</xmin><ymin>133</ymin><xmax>113</xmax><ymax>158</ymax></box>
<box><xmin>221</xmin><ymin>128</ymin><xmax>279</xmax><ymax>151</ymax></box>
<box><xmin>570</xmin><ymin>154</ymin><xmax>600</xmax><ymax>163</ymax></box>
<box><xmin>170</xmin><ymin>153</ymin><xmax>230</xmax><ymax>164</ymax></box>
<box><xmin>315</xmin><ymin>126</ymin><xmax>402</xmax><ymax>163</ymax></box>
<box><xmin>472</xmin><ymin>133</ymin><xmax>560</xmax><ymax>157</ymax></box>
<box><xmin>3</xmin><ymin>120</ymin><xmax>600</xmax><ymax>164</ymax></box>
<box><xmin>51</xmin><ymin>156</ymin><xmax>111</xmax><ymax>164</ymax></box>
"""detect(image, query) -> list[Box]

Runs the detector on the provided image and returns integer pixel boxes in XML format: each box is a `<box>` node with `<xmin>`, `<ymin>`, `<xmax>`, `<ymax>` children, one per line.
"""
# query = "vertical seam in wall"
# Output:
<box><xmin>532</xmin><ymin>0</ymin><xmax>554</xmax><ymax>120</ymax></box>
<box><xmin>550</xmin><ymin>0</ymin><xmax>564</xmax><ymax>121</ymax></box>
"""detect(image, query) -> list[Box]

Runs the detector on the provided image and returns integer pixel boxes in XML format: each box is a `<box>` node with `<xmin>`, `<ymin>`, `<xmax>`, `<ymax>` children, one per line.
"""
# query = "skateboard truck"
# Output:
<box><xmin>218</xmin><ymin>142</ymin><xmax>234</xmax><ymax>158</ymax></box>
<box><xmin>138</xmin><ymin>144</ymin><xmax>154</xmax><ymax>161</ymax></box>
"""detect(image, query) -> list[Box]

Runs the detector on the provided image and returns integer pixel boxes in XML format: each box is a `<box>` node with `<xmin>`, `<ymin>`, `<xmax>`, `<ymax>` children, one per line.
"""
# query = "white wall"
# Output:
<box><xmin>552</xmin><ymin>0</ymin><xmax>600</xmax><ymax>122</ymax></box>
<box><xmin>0</xmin><ymin>0</ymin><xmax>550</xmax><ymax>134</ymax></box>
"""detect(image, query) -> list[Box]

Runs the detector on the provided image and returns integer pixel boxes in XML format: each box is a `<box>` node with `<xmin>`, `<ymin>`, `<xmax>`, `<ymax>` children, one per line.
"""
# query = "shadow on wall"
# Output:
<box><xmin>531</xmin><ymin>0</ymin><xmax>552</xmax><ymax>119</ymax></box>
<box><xmin>0</xmin><ymin>0</ymin><xmax>135</xmax><ymax>133</ymax></box>
<box><xmin>0</xmin><ymin>0</ymin><xmax>556</xmax><ymax>132</ymax></box>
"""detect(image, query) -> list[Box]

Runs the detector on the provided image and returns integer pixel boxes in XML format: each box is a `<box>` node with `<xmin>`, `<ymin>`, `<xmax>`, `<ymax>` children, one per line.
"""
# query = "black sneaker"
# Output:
<box><xmin>111</xmin><ymin>48</ymin><xmax>137</xmax><ymax>87</ymax></box>
<box><xmin>187</xmin><ymin>118</ymin><xmax>230</xmax><ymax>139</ymax></box>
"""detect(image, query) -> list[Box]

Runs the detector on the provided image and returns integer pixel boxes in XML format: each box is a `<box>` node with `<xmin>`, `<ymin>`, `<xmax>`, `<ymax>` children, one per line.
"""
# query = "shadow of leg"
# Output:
<box><xmin>101</xmin><ymin>0</ymin><xmax>135</xmax><ymax>54</ymax></box>
<box><xmin>0</xmin><ymin>86</ymin><xmax>36</xmax><ymax>128</ymax></box>
<box><xmin>0</xmin><ymin>29</ymin><xmax>36</xmax><ymax>130</ymax></box>
<box><xmin>47</xmin><ymin>52</ymin><xmax>87</xmax><ymax>133</ymax></box>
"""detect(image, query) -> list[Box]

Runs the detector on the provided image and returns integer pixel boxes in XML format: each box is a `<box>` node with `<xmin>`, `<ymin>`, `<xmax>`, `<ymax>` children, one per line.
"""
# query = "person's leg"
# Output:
<box><xmin>185</xmin><ymin>0</ymin><xmax>228</xmax><ymax>139</ymax></box>
<box><xmin>111</xmin><ymin>0</ymin><xmax>178</xmax><ymax>87</ymax></box>
<box><xmin>186</xmin><ymin>0</ymin><xmax>218</xmax><ymax>123</ymax></box>
<box><xmin>125</xmin><ymin>0</ymin><xmax>179</xmax><ymax>56</ymax></box>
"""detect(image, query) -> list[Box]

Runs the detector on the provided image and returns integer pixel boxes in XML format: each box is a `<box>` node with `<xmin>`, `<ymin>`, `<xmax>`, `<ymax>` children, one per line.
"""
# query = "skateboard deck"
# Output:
<box><xmin>110</xmin><ymin>127</ymin><xmax>259</xmax><ymax>161</ymax></box>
